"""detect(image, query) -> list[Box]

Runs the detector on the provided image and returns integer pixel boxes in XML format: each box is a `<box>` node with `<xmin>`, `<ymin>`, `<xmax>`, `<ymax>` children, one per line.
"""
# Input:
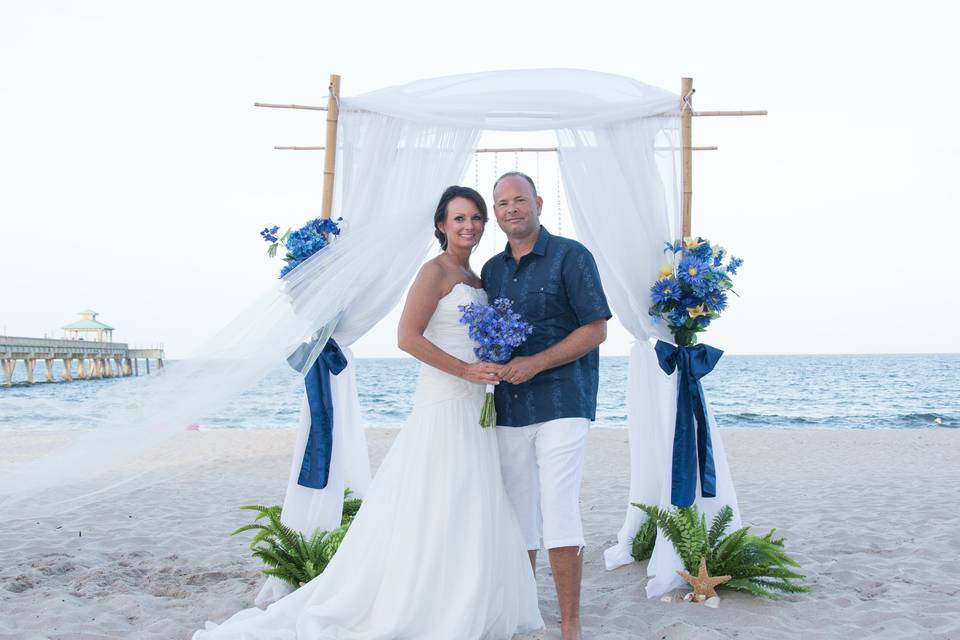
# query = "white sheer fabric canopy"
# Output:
<box><xmin>1</xmin><ymin>69</ymin><xmax>739</xmax><ymax>601</ymax></box>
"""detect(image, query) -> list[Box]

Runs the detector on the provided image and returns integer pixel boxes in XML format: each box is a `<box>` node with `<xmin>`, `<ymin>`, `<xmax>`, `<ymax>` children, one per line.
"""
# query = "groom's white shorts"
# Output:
<box><xmin>496</xmin><ymin>417</ymin><xmax>589</xmax><ymax>551</ymax></box>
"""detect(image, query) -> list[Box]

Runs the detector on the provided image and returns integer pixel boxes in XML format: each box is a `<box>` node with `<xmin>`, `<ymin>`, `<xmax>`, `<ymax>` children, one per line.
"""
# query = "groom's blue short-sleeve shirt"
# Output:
<box><xmin>481</xmin><ymin>226</ymin><xmax>611</xmax><ymax>428</ymax></box>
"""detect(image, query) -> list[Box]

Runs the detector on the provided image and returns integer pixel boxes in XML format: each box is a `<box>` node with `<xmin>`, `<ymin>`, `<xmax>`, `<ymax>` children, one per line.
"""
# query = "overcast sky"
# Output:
<box><xmin>1</xmin><ymin>1</ymin><xmax>957</xmax><ymax>358</ymax></box>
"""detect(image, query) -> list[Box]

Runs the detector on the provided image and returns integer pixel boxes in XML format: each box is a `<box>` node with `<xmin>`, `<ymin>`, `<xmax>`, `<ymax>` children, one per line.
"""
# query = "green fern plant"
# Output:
<box><xmin>232</xmin><ymin>489</ymin><xmax>361</xmax><ymax>589</ymax></box>
<box><xmin>630</xmin><ymin>502</ymin><xmax>810</xmax><ymax>599</ymax></box>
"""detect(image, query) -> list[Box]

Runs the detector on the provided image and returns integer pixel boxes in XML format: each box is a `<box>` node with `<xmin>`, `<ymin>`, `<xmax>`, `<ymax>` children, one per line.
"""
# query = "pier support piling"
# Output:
<box><xmin>45</xmin><ymin>358</ymin><xmax>55</xmax><ymax>382</ymax></box>
<box><xmin>2</xmin><ymin>359</ymin><xmax>13</xmax><ymax>387</ymax></box>
<box><xmin>25</xmin><ymin>358</ymin><xmax>36</xmax><ymax>385</ymax></box>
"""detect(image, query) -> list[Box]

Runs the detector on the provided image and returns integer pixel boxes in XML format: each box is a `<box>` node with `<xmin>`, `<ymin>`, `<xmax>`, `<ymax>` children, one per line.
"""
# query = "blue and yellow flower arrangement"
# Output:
<box><xmin>649</xmin><ymin>237</ymin><xmax>743</xmax><ymax>347</ymax></box>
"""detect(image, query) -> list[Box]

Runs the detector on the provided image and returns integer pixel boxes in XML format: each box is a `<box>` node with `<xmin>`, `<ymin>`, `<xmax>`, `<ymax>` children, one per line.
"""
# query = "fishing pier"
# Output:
<box><xmin>0</xmin><ymin>337</ymin><xmax>164</xmax><ymax>386</ymax></box>
<box><xmin>0</xmin><ymin>310</ymin><xmax>164</xmax><ymax>386</ymax></box>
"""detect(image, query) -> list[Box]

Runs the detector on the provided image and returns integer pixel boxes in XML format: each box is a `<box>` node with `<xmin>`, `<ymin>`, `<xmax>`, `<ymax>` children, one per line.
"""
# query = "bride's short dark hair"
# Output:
<box><xmin>434</xmin><ymin>186</ymin><xmax>488</xmax><ymax>250</ymax></box>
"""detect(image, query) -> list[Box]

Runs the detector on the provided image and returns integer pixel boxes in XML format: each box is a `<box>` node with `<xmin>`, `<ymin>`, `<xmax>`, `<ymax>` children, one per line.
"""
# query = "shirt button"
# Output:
<box><xmin>512</xmin><ymin>278</ymin><xmax>517</xmax><ymax>282</ymax></box>
<box><xmin>513</xmin><ymin>394</ymin><xmax>518</xmax><ymax>399</ymax></box>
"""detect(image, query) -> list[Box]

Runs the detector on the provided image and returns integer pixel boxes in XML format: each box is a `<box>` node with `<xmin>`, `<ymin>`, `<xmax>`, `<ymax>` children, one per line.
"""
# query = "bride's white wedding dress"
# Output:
<box><xmin>194</xmin><ymin>283</ymin><xmax>544</xmax><ymax>640</ymax></box>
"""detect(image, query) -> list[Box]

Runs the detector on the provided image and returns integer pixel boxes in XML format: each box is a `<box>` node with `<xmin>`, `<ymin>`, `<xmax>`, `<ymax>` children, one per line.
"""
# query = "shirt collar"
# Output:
<box><xmin>501</xmin><ymin>225</ymin><xmax>552</xmax><ymax>261</ymax></box>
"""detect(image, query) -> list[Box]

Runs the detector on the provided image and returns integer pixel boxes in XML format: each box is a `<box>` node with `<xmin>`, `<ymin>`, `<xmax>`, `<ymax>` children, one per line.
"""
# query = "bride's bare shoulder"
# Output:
<box><xmin>410</xmin><ymin>258</ymin><xmax>455</xmax><ymax>299</ymax></box>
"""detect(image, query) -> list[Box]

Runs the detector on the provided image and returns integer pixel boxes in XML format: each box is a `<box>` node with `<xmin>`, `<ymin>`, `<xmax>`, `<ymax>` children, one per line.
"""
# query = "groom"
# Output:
<box><xmin>481</xmin><ymin>172</ymin><xmax>610</xmax><ymax>640</ymax></box>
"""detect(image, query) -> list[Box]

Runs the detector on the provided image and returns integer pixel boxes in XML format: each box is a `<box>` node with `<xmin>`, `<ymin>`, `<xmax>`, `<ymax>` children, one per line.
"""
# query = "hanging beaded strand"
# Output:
<box><xmin>493</xmin><ymin>152</ymin><xmax>500</xmax><ymax>251</ymax></box>
<box><xmin>555</xmin><ymin>157</ymin><xmax>563</xmax><ymax>236</ymax></box>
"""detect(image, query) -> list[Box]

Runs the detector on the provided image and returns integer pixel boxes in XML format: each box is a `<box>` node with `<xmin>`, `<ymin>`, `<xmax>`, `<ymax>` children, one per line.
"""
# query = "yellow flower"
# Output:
<box><xmin>657</xmin><ymin>264</ymin><xmax>675</xmax><ymax>280</ymax></box>
<box><xmin>686</xmin><ymin>304</ymin><xmax>709</xmax><ymax>319</ymax></box>
<box><xmin>683</xmin><ymin>236</ymin><xmax>702</xmax><ymax>250</ymax></box>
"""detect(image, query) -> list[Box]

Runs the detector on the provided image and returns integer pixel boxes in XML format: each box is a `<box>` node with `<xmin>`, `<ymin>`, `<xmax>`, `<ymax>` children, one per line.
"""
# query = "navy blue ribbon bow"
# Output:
<box><xmin>288</xmin><ymin>337</ymin><xmax>347</xmax><ymax>490</ymax></box>
<box><xmin>654</xmin><ymin>340</ymin><xmax>723</xmax><ymax>508</ymax></box>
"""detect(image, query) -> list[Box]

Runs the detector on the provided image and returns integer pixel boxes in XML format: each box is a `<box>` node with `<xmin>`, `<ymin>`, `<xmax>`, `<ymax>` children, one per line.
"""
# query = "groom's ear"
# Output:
<box><xmin>536</xmin><ymin>195</ymin><xmax>544</xmax><ymax>214</ymax></box>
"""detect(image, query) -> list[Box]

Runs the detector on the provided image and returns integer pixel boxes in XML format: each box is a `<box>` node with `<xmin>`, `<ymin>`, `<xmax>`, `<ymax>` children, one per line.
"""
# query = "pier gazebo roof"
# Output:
<box><xmin>62</xmin><ymin>318</ymin><xmax>115</xmax><ymax>330</ymax></box>
<box><xmin>63</xmin><ymin>310</ymin><xmax>114</xmax><ymax>331</ymax></box>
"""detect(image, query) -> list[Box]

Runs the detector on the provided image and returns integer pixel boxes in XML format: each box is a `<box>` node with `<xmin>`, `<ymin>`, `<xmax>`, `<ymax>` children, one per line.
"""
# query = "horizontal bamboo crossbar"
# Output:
<box><xmin>256</xmin><ymin>102</ymin><xmax>766</xmax><ymax>118</ymax></box>
<box><xmin>273</xmin><ymin>145</ymin><xmax>719</xmax><ymax>152</ymax></box>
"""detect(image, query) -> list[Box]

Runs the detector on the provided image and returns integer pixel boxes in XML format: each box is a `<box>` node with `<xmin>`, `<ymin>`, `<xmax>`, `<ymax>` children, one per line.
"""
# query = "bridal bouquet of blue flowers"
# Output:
<box><xmin>459</xmin><ymin>298</ymin><xmax>534</xmax><ymax>428</ymax></box>
<box><xmin>650</xmin><ymin>237</ymin><xmax>743</xmax><ymax>347</ymax></box>
<box><xmin>260</xmin><ymin>217</ymin><xmax>342</xmax><ymax>278</ymax></box>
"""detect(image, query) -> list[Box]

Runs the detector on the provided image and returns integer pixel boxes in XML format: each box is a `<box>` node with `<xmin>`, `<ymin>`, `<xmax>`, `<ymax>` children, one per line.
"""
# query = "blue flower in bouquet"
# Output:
<box><xmin>286</xmin><ymin>227</ymin><xmax>328</xmax><ymax>260</ymax></box>
<box><xmin>685</xmin><ymin>237</ymin><xmax>714</xmax><ymax>261</ymax></box>
<box><xmin>649</xmin><ymin>236</ymin><xmax>743</xmax><ymax>346</ymax></box>
<box><xmin>314</xmin><ymin>218</ymin><xmax>342</xmax><ymax>236</ymax></box>
<box><xmin>259</xmin><ymin>217</ymin><xmax>342</xmax><ymax>278</ymax></box>
<box><xmin>651</xmin><ymin>277</ymin><xmax>682</xmax><ymax>305</ymax></box>
<box><xmin>459</xmin><ymin>298</ymin><xmax>533</xmax><ymax>363</ymax></box>
<box><xmin>705</xmin><ymin>289</ymin><xmax>728</xmax><ymax>312</ymax></box>
<box><xmin>459</xmin><ymin>298</ymin><xmax>533</xmax><ymax>428</ymax></box>
<box><xmin>664</xmin><ymin>240</ymin><xmax>683</xmax><ymax>254</ymax></box>
<box><xmin>677</xmin><ymin>256</ymin><xmax>708</xmax><ymax>288</ymax></box>
<box><xmin>260</xmin><ymin>225</ymin><xmax>280</xmax><ymax>243</ymax></box>
<box><xmin>279</xmin><ymin>259</ymin><xmax>301</xmax><ymax>278</ymax></box>
<box><xmin>727</xmin><ymin>256</ymin><xmax>744</xmax><ymax>274</ymax></box>
<box><xmin>668</xmin><ymin>306</ymin><xmax>689</xmax><ymax>328</ymax></box>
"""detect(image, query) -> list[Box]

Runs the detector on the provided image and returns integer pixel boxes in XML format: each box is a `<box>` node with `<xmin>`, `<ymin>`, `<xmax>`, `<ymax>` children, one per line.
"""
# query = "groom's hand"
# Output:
<box><xmin>499</xmin><ymin>355</ymin><xmax>543</xmax><ymax>385</ymax></box>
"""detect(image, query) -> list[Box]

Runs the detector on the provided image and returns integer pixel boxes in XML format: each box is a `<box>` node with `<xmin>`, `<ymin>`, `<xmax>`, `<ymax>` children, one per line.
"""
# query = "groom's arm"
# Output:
<box><xmin>499</xmin><ymin>319</ymin><xmax>607</xmax><ymax>385</ymax></box>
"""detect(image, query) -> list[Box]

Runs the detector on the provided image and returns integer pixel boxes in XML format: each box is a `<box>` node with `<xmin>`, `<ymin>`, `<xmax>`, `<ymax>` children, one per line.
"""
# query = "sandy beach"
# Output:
<box><xmin>1</xmin><ymin>426</ymin><xmax>958</xmax><ymax>639</ymax></box>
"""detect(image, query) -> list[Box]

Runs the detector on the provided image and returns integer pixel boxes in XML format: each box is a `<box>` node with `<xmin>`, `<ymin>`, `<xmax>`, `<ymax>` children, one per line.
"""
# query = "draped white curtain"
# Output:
<box><xmin>558</xmin><ymin>117</ymin><xmax>740</xmax><ymax>596</ymax></box>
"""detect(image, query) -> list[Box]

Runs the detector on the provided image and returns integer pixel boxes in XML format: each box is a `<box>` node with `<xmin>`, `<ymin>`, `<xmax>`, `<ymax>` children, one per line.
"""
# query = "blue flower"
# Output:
<box><xmin>260</xmin><ymin>225</ymin><xmax>280</xmax><ymax>243</ymax></box>
<box><xmin>705</xmin><ymin>290</ymin><xmax>728</xmax><ymax>312</ymax></box>
<box><xmin>280</xmin><ymin>259</ymin><xmax>301</xmax><ymax>278</ymax></box>
<box><xmin>652</xmin><ymin>237</ymin><xmax>743</xmax><ymax>341</ymax></box>
<box><xmin>677</xmin><ymin>256</ymin><xmax>708</xmax><ymax>288</ymax></box>
<box><xmin>651</xmin><ymin>277</ymin><xmax>682</xmax><ymax>304</ymax></box>
<box><xmin>663</xmin><ymin>240</ymin><xmax>683</xmax><ymax>254</ymax></box>
<box><xmin>668</xmin><ymin>306</ymin><xmax>689</xmax><ymax>328</ymax></box>
<box><xmin>689</xmin><ymin>239</ymin><xmax>713</xmax><ymax>261</ymax></box>
<box><xmin>286</xmin><ymin>227</ymin><xmax>328</xmax><ymax>260</ymax></box>
<box><xmin>460</xmin><ymin>298</ymin><xmax>532</xmax><ymax>363</ymax></box>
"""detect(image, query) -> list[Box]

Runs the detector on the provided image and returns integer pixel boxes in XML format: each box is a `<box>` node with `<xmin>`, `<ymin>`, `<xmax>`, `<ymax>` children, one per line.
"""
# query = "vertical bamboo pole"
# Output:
<box><xmin>321</xmin><ymin>74</ymin><xmax>341</xmax><ymax>220</ymax></box>
<box><xmin>681</xmin><ymin>77</ymin><xmax>693</xmax><ymax>239</ymax></box>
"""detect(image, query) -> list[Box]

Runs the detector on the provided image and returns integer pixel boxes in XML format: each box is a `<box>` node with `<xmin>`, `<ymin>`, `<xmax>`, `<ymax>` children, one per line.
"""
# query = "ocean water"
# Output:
<box><xmin>0</xmin><ymin>354</ymin><xmax>957</xmax><ymax>431</ymax></box>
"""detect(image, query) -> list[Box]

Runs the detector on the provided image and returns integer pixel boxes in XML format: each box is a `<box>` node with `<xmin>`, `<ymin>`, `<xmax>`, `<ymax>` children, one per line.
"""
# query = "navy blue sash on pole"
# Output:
<box><xmin>654</xmin><ymin>340</ymin><xmax>723</xmax><ymax>508</ymax></box>
<box><xmin>287</xmin><ymin>337</ymin><xmax>347</xmax><ymax>490</ymax></box>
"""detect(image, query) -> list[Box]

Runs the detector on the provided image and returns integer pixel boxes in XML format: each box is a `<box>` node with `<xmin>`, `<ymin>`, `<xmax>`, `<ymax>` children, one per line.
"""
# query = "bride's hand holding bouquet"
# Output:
<box><xmin>459</xmin><ymin>298</ymin><xmax>533</xmax><ymax>428</ymax></box>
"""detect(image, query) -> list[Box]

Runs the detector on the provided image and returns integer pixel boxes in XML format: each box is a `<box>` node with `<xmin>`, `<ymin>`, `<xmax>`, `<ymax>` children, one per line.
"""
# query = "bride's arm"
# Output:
<box><xmin>398</xmin><ymin>263</ymin><xmax>501</xmax><ymax>386</ymax></box>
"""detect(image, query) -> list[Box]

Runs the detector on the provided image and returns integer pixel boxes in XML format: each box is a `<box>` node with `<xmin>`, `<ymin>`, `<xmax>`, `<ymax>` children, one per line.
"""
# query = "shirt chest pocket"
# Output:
<box><xmin>522</xmin><ymin>283</ymin><xmax>564</xmax><ymax>321</ymax></box>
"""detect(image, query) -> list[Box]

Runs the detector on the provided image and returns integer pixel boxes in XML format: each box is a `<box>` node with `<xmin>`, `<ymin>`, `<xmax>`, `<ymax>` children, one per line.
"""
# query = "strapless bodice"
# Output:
<box><xmin>414</xmin><ymin>283</ymin><xmax>487</xmax><ymax>406</ymax></box>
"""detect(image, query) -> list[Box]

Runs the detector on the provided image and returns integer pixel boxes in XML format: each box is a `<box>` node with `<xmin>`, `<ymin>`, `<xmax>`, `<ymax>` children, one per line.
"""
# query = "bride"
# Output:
<box><xmin>194</xmin><ymin>186</ymin><xmax>544</xmax><ymax>639</ymax></box>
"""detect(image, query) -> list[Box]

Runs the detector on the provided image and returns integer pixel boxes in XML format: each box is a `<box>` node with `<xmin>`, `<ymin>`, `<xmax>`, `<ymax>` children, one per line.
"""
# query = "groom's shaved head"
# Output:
<box><xmin>494</xmin><ymin>171</ymin><xmax>538</xmax><ymax>199</ymax></box>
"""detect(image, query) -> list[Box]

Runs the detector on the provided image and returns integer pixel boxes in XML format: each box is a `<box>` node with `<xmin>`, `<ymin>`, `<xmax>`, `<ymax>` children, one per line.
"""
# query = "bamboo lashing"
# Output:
<box><xmin>320</xmin><ymin>75</ymin><xmax>340</xmax><ymax>221</ymax></box>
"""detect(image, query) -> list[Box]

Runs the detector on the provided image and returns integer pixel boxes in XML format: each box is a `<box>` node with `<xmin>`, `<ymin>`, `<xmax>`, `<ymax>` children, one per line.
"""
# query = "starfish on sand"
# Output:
<box><xmin>677</xmin><ymin>557</ymin><xmax>732</xmax><ymax>599</ymax></box>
